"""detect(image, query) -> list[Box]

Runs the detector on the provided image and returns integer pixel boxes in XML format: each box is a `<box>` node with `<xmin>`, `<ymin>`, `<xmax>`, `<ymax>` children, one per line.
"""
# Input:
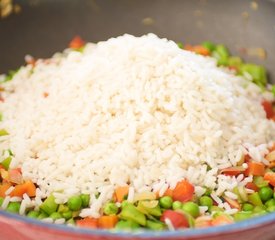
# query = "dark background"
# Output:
<box><xmin>0</xmin><ymin>0</ymin><xmax>274</xmax><ymax>82</ymax></box>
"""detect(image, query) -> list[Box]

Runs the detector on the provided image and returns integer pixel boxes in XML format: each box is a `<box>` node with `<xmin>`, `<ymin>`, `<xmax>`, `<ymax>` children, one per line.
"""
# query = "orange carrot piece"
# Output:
<box><xmin>10</xmin><ymin>180</ymin><xmax>36</xmax><ymax>197</ymax></box>
<box><xmin>24</xmin><ymin>180</ymin><xmax>36</xmax><ymax>197</ymax></box>
<box><xmin>163</xmin><ymin>188</ymin><xmax>173</xmax><ymax>198</ymax></box>
<box><xmin>98</xmin><ymin>215</ymin><xmax>118</xmax><ymax>229</ymax></box>
<box><xmin>0</xmin><ymin>183</ymin><xmax>11</xmax><ymax>197</ymax></box>
<box><xmin>264</xmin><ymin>172</ymin><xmax>275</xmax><ymax>187</ymax></box>
<box><xmin>184</xmin><ymin>44</ymin><xmax>194</xmax><ymax>51</ymax></box>
<box><xmin>211</xmin><ymin>215</ymin><xmax>233</xmax><ymax>226</ymax></box>
<box><xmin>245</xmin><ymin>161</ymin><xmax>265</xmax><ymax>176</ymax></box>
<box><xmin>245</xmin><ymin>182</ymin><xmax>259</xmax><ymax>192</ymax></box>
<box><xmin>115</xmin><ymin>186</ymin><xmax>129</xmax><ymax>202</ymax></box>
<box><xmin>69</xmin><ymin>36</ymin><xmax>85</xmax><ymax>49</ymax></box>
<box><xmin>10</xmin><ymin>184</ymin><xmax>27</xmax><ymax>197</ymax></box>
<box><xmin>76</xmin><ymin>217</ymin><xmax>98</xmax><ymax>229</ymax></box>
<box><xmin>172</xmin><ymin>179</ymin><xmax>194</xmax><ymax>202</ymax></box>
<box><xmin>193</xmin><ymin>45</ymin><xmax>210</xmax><ymax>56</ymax></box>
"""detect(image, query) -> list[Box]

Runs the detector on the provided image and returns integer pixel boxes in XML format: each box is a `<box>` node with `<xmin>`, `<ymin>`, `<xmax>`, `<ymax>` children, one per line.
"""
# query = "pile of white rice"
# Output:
<box><xmin>0</xmin><ymin>34</ymin><xmax>274</xmax><ymax>217</ymax></box>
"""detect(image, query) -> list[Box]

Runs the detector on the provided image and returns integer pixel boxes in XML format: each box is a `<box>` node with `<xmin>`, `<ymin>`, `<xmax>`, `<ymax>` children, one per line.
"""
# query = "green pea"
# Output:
<box><xmin>159</xmin><ymin>196</ymin><xmax>173</xmax><ymax>209</ymax></box>
<box><xmin>6</xmin><ymin>202</ymin><xmax>20</xmax><ymax>213</ymax></box>
<box><xmin>199</xmin><ymin>196</ymin><xmax>213</xmax><ymax>209</ymax></box>
<box><xmin>62</xmin><ymin>211</ymin><xmax>72</xmax><ymax>220</ymax></box>
<box><xmin>182</xmin><ymin>202</ymin><xmax>200</xmax><ymax>218</ymax></box>
<box><xmin>80</xmin><ymin>194</ymin><xmax>90</xmax><ymax>208</ymax></box>
<box><xmin>0</xmin><ymin>197</ymin><xmax>4</xmax><ymax>207</ymax></box>
<box><xmin>37</xmin><ymin>212</ymin><xmax>48</xmax><ymax>219</ymax></box>
<box><xmin>259</xmin><ymin>187</ymin><xmax>273</xmax><ymax>202</ymax></box>
<box><xmin>103</xmin><ymin>202</ymin><xmax>118</xmax><ymax>215</ymax></box>
<box><xmin>172</xmin><ymin>201</ymin><xmax>182</xmax><ymax>210</ymax></box>
<box><xmin>49</xmin><ymin>212</ymin><xmax>62</xmax><ymax>220</ymax></box>
<box><xmin>265</xmin><ymin>199</ymin><xmax>275</xmax><ymax>208</ymax></box>
<box><xmin>67</xmin><ymin>195</ymin><xmax>82</xmax><ymax>211</ymax></box>
<box><xmin>242</xmin><ymin>203</ymin><xmax>254</xmax><ymax>211</ymax></box>
<box><xmin>27</xmin><ymin>210</ymin><xmax>40</xmax><ymax>219</ymax></box>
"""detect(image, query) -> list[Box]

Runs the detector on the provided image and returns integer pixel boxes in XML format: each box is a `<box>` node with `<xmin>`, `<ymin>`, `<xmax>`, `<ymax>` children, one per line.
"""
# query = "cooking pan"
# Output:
<box><xmin>0</xmin><ymin>0</ymin><xmax>274</xmax><ymax>239</ymax></box>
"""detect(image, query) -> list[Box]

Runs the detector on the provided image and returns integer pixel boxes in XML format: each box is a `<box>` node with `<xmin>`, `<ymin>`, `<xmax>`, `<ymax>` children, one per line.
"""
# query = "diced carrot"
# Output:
<box><xmin>261</xmin><ymin>100</ymin><xmax>274</xmax><ymax>119</ymax></box>
<box><xmin>269</xmin><ymin>143</ymin><xmax>275</xmax><ymax>152</ymax></box>
<box><xmin>10</xmin><ymin>180</ymin><xmax>36</xmax><ymax>197</ymax></box>
<box><xmin>24</xmin><ymin>180</ymin><xmax>36</xmax><ymax>197</ymax></box>
<box><xmin>156</xmin><ymin>188</ymin><xmax>174</xmax><ymax>198</ymax></box>
<box><xmin>0</xmin><ymin>183</ymin><xmax>12</xmax><ymax>197</ymax></box>
<box><xmin>220</xmin><ymin>166</ymin><xmax>245</xmax><ymax>176</ymax></box>
<box><xmin>69</xmin><ymin>36</ymin><xmax>85</xmax><ymax>50</ymax></box>
<box><xmin>264</xmin><ymin>172</ymin><xmax>275</xmax><ymax>187</ymax></box>
<box><xmin>163</xmin><ymin>188</ymin><xmax>173</xmax><ymax>198</ymax></box>
<box><xmin>228</xmin><ymin>66</ymin><xmax>239</xmax><ymax>72</ymax></box>
<box><xmin>10</xmin><ymin>184</ymin><xmax>27</xmax><ymax>197</ymax></box>
<box><xmin>184</xmin><ymin>44</ymin><xmax>210</xmax><ymax>56</ymax></box>
<box><xmin>172</xmin><ymin>179</ymin><xmax>194</xmax><ymax>202</ymax></box>
<box><xmin>184</xmin><ymin>44</ymin><xmax>194</xmax><ymax>51</ymax></box>
<box><xmin>244</xmin><ymin>154</ymin><xmax>251</xmax><ymax>163</ymax></box>
<box><xmin>193</xmin><ymin>45</ymin><xmax>210</xmax><ymax>56</ymax></box>
<box><xmin>245</xmin><ymin>161</ymin><xmax>265</xmax><ymax>176</ymax></box>
<box><xmin>115</xmin><ymin>186</ymin><xmax>129</xmax><ymax>202</ymax></box>
<box><xmin>76</xmin><ymin>217</ymin><xmax>98</xmax><ymax>229</ymax></box>
<box><xmin>245</xmin><ymin>182</ymin><xmax>259</xmax><ymax>192</ymax></box>
<box><xmin>211</xmin><ymin>215</ymin><xmax>233</xmax><ymax>226</ymax></box>
<box><xmin>195</xmin><ymin>216</ymin><xmax>212</xmax><ymax>228</ymax></box>
<box><xmin>98</xmin><ymin>215</ymin><xmax>118</xmax><ymax>229</ymax></box>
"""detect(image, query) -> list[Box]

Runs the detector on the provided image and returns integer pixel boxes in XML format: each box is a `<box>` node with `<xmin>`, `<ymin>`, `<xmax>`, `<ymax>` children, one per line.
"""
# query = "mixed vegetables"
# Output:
<box><xmin>0</xmin><ymin>37</ymin><xmax>274</xmax><ymax>231</ymax></box>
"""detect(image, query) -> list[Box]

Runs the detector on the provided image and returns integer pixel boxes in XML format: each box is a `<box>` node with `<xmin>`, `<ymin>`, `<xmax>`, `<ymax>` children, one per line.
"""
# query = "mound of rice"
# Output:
<box><xmin>0</xmin><ymin>34</ymin><xmax>274</xmax><ymax>217</ymax></box>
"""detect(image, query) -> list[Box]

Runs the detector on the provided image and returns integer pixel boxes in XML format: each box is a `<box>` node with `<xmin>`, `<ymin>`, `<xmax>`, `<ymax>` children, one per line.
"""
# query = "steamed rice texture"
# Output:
<box><xmin>0</xmin><ymin>34</ymin><xmax>274</xmax><ymax>217</ymax></box>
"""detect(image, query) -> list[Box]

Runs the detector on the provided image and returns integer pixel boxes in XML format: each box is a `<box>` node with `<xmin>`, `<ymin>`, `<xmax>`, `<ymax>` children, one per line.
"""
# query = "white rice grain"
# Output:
<box><xmin>5</xmin><ymin>186</ymin><xmax>15</xmax><ymax>196</ymax></box>
<box><xmin>1</xmin><ymin>196</ymin><xmax>11</xmax><ymax>210</ymax></box>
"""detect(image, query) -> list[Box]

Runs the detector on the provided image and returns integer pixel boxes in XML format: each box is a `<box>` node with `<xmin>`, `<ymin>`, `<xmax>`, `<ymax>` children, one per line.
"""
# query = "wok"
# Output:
<box><xmin>0</xmin><ymin>0</ymin><xmax>274</xmax><ymax>239</ymax></box>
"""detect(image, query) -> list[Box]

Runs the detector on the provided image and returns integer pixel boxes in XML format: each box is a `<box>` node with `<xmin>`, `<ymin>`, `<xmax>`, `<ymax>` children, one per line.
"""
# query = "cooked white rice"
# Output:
<box><xmin>0</xmin><ymin>34</ymin><xmax>274</xmax><ymax>216</ymax></box>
